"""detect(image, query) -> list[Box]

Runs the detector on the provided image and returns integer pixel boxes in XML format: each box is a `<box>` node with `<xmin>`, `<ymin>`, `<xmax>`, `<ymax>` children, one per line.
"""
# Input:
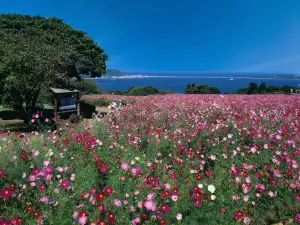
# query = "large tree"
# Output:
<box><xmin>0</xmin><ymin>13</ymin><xmax>107</xmax><ymax>115</ymax></box>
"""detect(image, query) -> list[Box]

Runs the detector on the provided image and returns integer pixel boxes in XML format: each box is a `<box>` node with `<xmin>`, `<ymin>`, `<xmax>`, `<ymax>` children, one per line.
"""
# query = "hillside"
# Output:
<box><xmin>104</xmin><ymin>69</ymin><xmax>126</xmax><ymax>76</ymax></box>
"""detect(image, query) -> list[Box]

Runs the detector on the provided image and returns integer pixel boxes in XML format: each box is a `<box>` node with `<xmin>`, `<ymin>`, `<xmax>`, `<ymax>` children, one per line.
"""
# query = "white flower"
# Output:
<box><xmin>135</xmin><ymin>157</ymin><xmax>140</xmax><ymax>161</ymax></box>
<box><xmin>208</xmin><ymin>184</ymin><xmax>216</xmax><ymax>193</ymax></box>
<box><xmin>197</xmin><ymin>184</ymin><xmax>203</xmax><ymax>188</ymax></box>
<box><xmin>211</xmin><ymin>195</ymin><xmax>216</xmax><ymax>200</ymax></box>
<box><xmin>190</xmin><ymin>170</ymin><xmax>195</xmax><ymax>174</ymax></box>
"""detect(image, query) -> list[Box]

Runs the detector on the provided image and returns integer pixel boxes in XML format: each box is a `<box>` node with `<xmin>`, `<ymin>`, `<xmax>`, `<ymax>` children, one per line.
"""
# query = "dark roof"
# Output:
<box><xmin>50</xmin><ymin>88</ymin><xmax>80</xmax><ymax>94</ymax></box>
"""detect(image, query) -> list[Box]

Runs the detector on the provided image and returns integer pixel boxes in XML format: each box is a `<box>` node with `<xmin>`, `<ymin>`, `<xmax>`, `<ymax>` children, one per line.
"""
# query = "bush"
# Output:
<box><xmin>108</xmin><ymin>90</ymin><xmax>124</xmax><ymax>95</ymax></box>
<box><xmin>82</xmin><ymin>98</ymin><xmax>111</xmax><ymax>107</ymax></box>
<box><xmin>127</xmin><ymin>86</ymin><xmax>160</xmax><ymax>96</ymax></box>
<box><xmin>69</xmin><ymin>114</ymin><xmax>83</xmax><ymax>123</ymax></box>
<box><xmin>69</xmin><ymin>79</ymin><xmax>105</xmax><ymax>95</ymax></box>
<box><xmin>159</xmin><ymin>89</ymin><xmax>175</xmax><ymax>94</ymax></box>
<box><xmin>185</xmin><ymin>84</ymin><xmax>221</xmax><ymax>94</ymax></box>
<box><xmin>79</xmin><ymin>100</ymin><xmax>96</xmax><ymax>118</ymax></box>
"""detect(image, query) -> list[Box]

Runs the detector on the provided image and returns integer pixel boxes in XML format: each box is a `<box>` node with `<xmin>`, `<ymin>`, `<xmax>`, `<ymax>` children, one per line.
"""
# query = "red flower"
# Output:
<box><xmin>194</xmin><ymin>199</ymin><xmax>202</xmax><ymax>207</ymax></box>
<box><xmin>79</xmin><ymin>210</ymin><xmax>87</xmax><ymax>217</ymax></box>
<box><xmin>33</xmin><ymin>211</ymin><xmax>41</xmax><ymax>219</ymax></box>
<box><xmin>104</xmin><ymin>186</ymin><xmax>114</xmax><ymax>195</ymax></box>
<box><xmin>219</xmin><ymin>208</ymin><xmax>227</xmax><ymax>214</ymax></box>
<box><xmin>96</xmin><ymin>192</ymin><xmax>105</xmax><ymax>202</ymax></box>
<box><xmin>0</xmin><ymin>219</ymin><xmax>11</xmax><ymax>225</ymax></box>
<box><xmin>107</xmin><ymin>213</ymin><xmax>116</xmax><ymax>224</ymax></box>
<box><xmin>27</xmin><ymin>206</ymin><xmax>34</xmax><ymax>213</ymax></box>
<box><xmin>33</xmin><ymin>168</ymin><xmax>40</xmax><ymax>175</ymax></box>
<box><xmin>39</xmin><ymin>184</ymin><xmax>47</xmax><ymax>191</ymax></box>
<box><xmin>234</xmin><ymin>210</ymin><xmax>244</xmax><ymax>221</ymax></box>
<box><xmin>161</xmin><ymin>204</ymin><xmax>170</xmax><ymax>214</ymax></box>
<box><xmin>0</xmin><ymin>188</ymin><xmax>13</xmax><ymax>200</ymax></box>
<box><xmin>97</xmin><ymin>220</ymin><xmax>107</xmax><ymax>225</ymax></box>
<box><xmin>193</xmin><ymin>186</ymin><xmax>200</xmax><ymax>193</ymax></box>
<box><xmin>159</xmin><ymin>219</ymin><xmax>166</xmax><ymax>225</ymax></box>
<box><xmin>98</xmin><ymin>204</ymin><xmax>106</xmax><ymax>213</ymax></box>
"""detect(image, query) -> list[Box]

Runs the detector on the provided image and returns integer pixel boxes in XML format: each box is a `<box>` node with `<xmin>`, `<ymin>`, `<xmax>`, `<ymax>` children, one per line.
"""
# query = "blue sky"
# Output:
<box><xmin>2</xmin><ymin>0</ymin><xmax>300</xmax><ymax>73</ymax></box>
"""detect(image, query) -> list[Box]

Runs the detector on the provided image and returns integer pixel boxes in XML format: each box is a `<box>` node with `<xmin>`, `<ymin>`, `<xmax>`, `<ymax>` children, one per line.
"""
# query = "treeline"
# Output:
<box><xmin>233</xmin><ymin>82</ymin><xmax>298</xmax><ymax>94</ymax></box>
<box><xmin>107</xmin><ymin>86</ymin><xmax>174</xmax><ymax>96</ymax></box>
<box><xmin>184</xmin><ymin>82</ymin><xmax>298</xmax><ymax>94</ymax></box>
<box><xmin>185</xmin><ymin>84</ymin><xmax>221</xmax><ymax>94</ymax></box>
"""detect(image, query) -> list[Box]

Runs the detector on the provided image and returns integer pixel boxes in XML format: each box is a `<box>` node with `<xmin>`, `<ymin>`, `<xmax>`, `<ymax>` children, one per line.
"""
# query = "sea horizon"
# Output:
<box><xmin>92</xmin><ymin>72</ymin><xmax>300</xmax><ymax>94</ymax></box>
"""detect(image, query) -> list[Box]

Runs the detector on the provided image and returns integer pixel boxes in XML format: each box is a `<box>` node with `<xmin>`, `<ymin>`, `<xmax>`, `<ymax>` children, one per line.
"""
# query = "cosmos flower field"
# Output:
<box><xmin>0</xmin><ymin>94</ymin><xmax>299</xmax><ymax>225</ymax></box>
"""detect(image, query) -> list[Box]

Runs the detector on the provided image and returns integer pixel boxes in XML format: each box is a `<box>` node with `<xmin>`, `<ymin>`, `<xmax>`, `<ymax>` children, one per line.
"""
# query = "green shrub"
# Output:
<box><xmin>127</xmin><ymin>86</ymin><xmax>160</xmax><ymax>96</ymax></box>
<box><xmin>69</xmin><ymin>114</ymin><xmax>83</xmax><ymax>123</ymax></box>
<box><xmin>69</xmin><ymin>79</ymin><xmax>105</xmax><ymax>95</ymax></box>
<box><xmin>79</xmin><ymin>100</ymin><xmax>96</xmax><ymax>118</ymax></box>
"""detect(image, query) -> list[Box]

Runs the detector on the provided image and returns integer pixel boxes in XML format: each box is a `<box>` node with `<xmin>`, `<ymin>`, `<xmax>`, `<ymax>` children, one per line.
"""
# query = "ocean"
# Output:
<box><xmin>93</xmin><ymin>73</ymin><xmax>300</xmax><ymax>93</ymax></box>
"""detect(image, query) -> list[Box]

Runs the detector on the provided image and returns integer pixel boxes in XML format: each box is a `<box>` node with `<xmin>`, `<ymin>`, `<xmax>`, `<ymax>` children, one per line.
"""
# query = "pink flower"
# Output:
<box><xmin>113</xmin><ymin>199</ymin><xmax>121</xmax><ymax>207</ymax></box>
<box><xmin>147</xmin><ymin>193</ymin><xmax>155</xmax><ymax>200</ymax></box>
<box><xmin>232</xmin><ymin>195</ymin><xmax>240</xmax><ymax>200</ymax></box>
<box><xmin>164</xmin><ymin>183</ymin><xmax>171</xmax><ymax>189</ymax></box>
<box><xmin>79</xmin><ymin>216</ymin><xmax>87</xmax><ymax>225</ymax></box>
<box><xmin>121</xmin><ymin>162</ymin><xmax>129</xmax><ymax>170</ymax></box>
<box><xmin>130</xmin><ymin>205</ymin><xmax>135</xmax><ymax>212</ymax></box>
<box><xmin>43</xmin><ymin>161</ymin><xmax>50</xmax><ymax>166</ymax></box>
<box><xmin>29</xmin><ymin>174</ymin><xmax>37</xmax><ymax>182</ymax></box>
<box><xmin>172</xmin><ymin>195</ymin><xmax>178</xmax><ymax>202</ymax></box>
<box><xmin>45</xmin><ymin>174</ymin><xmax>52</xmax><ymax>181</ymax></box>
<box><xmin>56</xmin><ymin>167</ymin><xmax>64</xmax><ymax>173</ymax></box>
<box><xmin>176</xmin><ymin>213</ymin><xmax>182</xmax><ymax>221</ymax></box>
<box><xmin>276</xmin><ymin>134</ymin><xmax>282</xmax><ymax>140</ymax></box>
<box><xmin>40</xmin><ymin>196</ymin><xmax>49</xmax><ymax>203</ymax></box>
<box><xmin>73</xmin><ymin>211</ymin><xmax>79</xmax><ymax>219</ymax></box>
<box><xmin>33</xmin><ymin>150</ymin><xmax>40</xmax><ymax>156</ymax></box>
<box><xmin>144</xmin><ymin>200</ymin><xmax>156</xmax><ymax>211</ymax></box>
<box><xmin>249</xmin><ymin>147</ymin><xmax>257</xmax><ymax>153</ymax></box>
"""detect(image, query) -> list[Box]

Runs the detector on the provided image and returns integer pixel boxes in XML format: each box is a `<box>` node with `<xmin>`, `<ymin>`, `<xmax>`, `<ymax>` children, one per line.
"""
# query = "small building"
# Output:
<box><xmin>50</xmin><ymin>88</ymin><xmax>80</xmax><ymax>119</ymax></box>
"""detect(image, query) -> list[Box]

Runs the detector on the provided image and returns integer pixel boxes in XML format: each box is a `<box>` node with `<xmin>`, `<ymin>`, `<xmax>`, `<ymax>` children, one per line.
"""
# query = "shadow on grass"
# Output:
<box><xmin>0</xmin><ymin>109</ymin><xmax>55</xmax><ymax>132</ymax></box>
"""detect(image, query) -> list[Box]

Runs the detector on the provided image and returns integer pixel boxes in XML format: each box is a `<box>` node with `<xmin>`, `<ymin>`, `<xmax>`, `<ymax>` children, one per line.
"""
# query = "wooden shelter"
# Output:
<box><xmin>50</xmin><ymin>88</ymin><xmax>80</xmax><ymax>119</ymax></box>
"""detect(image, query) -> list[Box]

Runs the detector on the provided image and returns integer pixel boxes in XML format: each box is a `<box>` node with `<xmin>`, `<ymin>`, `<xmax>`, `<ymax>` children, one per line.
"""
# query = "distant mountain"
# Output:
<box><xmin>104</xmin><ymin>69</ymin><xmax>126</xmax><ymax>76</ymax></box>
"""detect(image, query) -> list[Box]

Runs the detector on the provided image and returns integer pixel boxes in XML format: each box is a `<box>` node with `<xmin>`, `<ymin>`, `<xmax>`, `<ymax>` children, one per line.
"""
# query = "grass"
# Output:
<box><xmin>0</xmin><ymin>105</ymin><xmax>9</xmax><ymax>111</ymax></box>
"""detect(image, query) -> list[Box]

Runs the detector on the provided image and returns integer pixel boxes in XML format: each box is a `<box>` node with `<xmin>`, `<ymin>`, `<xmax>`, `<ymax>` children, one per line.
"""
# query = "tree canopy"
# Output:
<box><xmin>0</xmin><ymin>13</ymin><xmax>107</xmax><ymax>114</ymax></box>
<box><xmin>235</xmin><ymin>82</ymin><xmax>297</xmax><ymax>94</ymax></box>
<box><xmin>185</xmin><ymin>84</ymin><xmax>221</xmax><ymax>94</ymax></box>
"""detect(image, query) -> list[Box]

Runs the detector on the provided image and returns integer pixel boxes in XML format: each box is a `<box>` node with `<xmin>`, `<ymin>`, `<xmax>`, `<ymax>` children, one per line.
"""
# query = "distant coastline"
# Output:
<box><xmin>97</xmin><ymin>69</ymin><xmax>300</xmax><ymax>80</ymax></box>
<box><xmin>87</xmin><ymin>74</ymin><xmax>300</xmax><ymax>80</ymax></box>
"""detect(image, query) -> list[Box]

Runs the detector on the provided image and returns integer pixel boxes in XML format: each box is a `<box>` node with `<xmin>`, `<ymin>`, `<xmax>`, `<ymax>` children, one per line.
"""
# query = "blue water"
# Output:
<box><xmin>94</xmin><ymin>73</ymin><xmax>300</xmax><ymax>93</ymax></box>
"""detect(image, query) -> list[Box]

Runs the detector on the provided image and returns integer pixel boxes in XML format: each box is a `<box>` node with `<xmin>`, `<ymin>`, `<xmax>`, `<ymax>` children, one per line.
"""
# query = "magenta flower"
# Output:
<box><xmin>61</xmin><ymin>180</ymin><xmax>70</xmax><ymax>189</ymax></box>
